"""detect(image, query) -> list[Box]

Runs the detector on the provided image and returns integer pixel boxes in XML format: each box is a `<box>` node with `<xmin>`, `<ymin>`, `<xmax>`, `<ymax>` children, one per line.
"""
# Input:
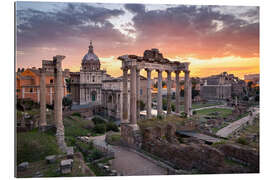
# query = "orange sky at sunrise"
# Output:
<box><xmin>16</xmin><ymin>2</ymin><xmax>259</xmax><ymax>79</ymax></box>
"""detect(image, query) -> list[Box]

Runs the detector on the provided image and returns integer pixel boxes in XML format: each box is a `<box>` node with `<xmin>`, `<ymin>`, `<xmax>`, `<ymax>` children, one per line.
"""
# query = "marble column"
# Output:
<box><xmin>175</xmin><ymin>71</ymin><xmax>180</xmax><ymax>114</ymax></box>
<box><xmin>166</xmin><ymin>70</ymin><xmax>172</xmax><ymax>114</ymax></box>
<box><xmin>122</xmin><ymin>67</ymin><xmax>129</xmax><ymax>123</ymax></box>
<box><xmin>22</xmin><ymin>87</ymin><xmax>25</xmax><ymax>99</ymax></box>
<box><xmin>146</xmin><ymin>69</ymin><xmax>152</xmax><ymax>119</ymax></box>
<box><xmin>184</xmin><ymin>70</ymin><xmax>190</xmax><ymax>117</ymax></box>
<box><xmin>53</xmin><ymin>71</ymin><xmax>57</xmax><ymax>125</ymax></box>
<box><xmin>136</xmin><ymin>68</ymin><xmax>141</xmax><ymax>119</ymax></box>
<box><xmin>53</xmin><ymin>55</ymin><xmax>67</xmax><ymax>152</ymax></box>
<box><xmin>130</xmin><ymin>65</ymin><xmax>137</xmax><ymax>125</ymax></box>
<box><xmin>157</xmin><ymin>70</ymin><xmax>163</xmax><ymax>116</ymax></box>
<box><xmin>37</xmin><ymin>89</ymin><xmax>40</xmax><ymax>103</ymax></box>
<box><xmin>39</xmin><ymin>69</ymin><xmax>47</xmax><ymax>130</ymax></box>
<box><xmin>49</xmin><ymin>87</ymin><xmax>53</xmax><ymax>105</ymax></box>
<box><xmin>189</xmin><ymin>80</ymin><xmax>192</xmax><ymax>115</ymax></box>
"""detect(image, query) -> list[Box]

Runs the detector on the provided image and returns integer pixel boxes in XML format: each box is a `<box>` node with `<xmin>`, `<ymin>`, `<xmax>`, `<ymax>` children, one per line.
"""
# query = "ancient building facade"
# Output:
<box><xmin>200</xmin><ymin>72</ymin><xmax>246</xmax><ymax>100</ymax></box>
<box><xmin>70</xmin><ymin>42</ymin><xmax>110</xmax><ymax>105</ymax></box>
<box><xmin>101</xmin><ymin>75</ymin><xmax>147</xmax><ymax>121</ymax></box>
<box><xmin>16</xmin><ymin>65</ymin><xmax>69</xmax><ymax>104</ymax></box>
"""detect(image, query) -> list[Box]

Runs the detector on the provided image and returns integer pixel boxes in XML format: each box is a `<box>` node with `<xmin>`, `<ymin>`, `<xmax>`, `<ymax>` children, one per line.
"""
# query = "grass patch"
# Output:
<box><xmin>17</xmin><ymin>129</ymin><xmax>62</xmax><ymax>164</ymax></box>
<box><xmin>64</xmin><ymin>116</ymin><xmax>90</xmax><ymax>137</ymax></box>
<box><xmin>138</xmin><ymin>115</ymin><xmax>186</xmax><ymax>130</ymax></box>
<box><xmin>236</xmin><ymin>137</ymin><xmax>249</xmax><ymax>145</ymax></box>
<box><xmin>196</xmin><ymin>108</ymin><xmax>232</xmax><ymax>118</ymax></box>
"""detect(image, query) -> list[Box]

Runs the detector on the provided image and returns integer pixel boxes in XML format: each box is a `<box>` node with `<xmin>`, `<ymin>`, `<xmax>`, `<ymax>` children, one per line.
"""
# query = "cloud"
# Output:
<box><xmin>125</xmin><ymin>4</ymin><xmax>259</xmax><ymax>59</ymax></box>
<box><xmin>124</xmin><ymin>3</ymin><xmax>145</xmax><ymax>14</ymax></box>
<box><xmin>16</xmin><ymin>3</ymin><xmax>127</xmax><ymax>51</ymax></box>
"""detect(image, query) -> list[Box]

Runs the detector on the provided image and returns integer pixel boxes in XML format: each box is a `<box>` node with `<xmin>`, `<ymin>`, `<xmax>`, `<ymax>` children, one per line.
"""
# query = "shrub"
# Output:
<box><xmin>62</xmin><ymin>96</ymin><xmax>72</xmax><ymax>109</ymax></box>
<box><xmin>106</xmin><ymin>122</ymin><xmax>119</xmax><ymax>132</ymax></box>
<box><xmin>236</xmin><ymin>137</ymin><xmax>249</xmax><ymax>145</ymax></box>
<box><xmin>72</xmin><ymin>112</ymin><xmax>81</xmax><ymax>117</ymax></box>
<box><xmin>93</xmin><ymin>124</ymin><xmax>106</xmax><ymax>134</ymax></box>
<box><xmin>180</xmin><ymin>112</ymin><xmax>187</xmax><ymax>117</ymax></box>
<box><xmin>92</xmin><ymin>117</ymin><xmax>106</xmax><ymax>125</ymax></box>
<box><xmin>88</xmin><ymin>149</ymin><xmax>103</xmax><ymax>161</ymax></box>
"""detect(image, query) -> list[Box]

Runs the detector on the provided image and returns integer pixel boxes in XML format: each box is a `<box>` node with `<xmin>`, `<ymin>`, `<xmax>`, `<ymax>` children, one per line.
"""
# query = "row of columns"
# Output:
<box><xmin>121</xmin><ymin>65</ymin><xmax>192</xmax><ymax>127</ymax></box>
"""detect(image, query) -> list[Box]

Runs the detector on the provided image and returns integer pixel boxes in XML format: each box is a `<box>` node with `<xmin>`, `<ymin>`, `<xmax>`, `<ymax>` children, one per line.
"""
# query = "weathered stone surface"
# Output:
<box><xmin>142</xmin><ymin>140</ymin><xmax>226</xmax><ymax>173</ymax></box>
<box><xmin>121</xmin><ymin>124</ymin><xmax>142</xmax><ymax>149</ymax></box>
<box><xmin>66</xmin><ymin>146</ymin><xmax>74</xmax><ymax>159</ymax></box>
<box><xmin>45</xmin><ymin>155</ymin><xmax>56</xmax><ymax>164</ymax></box>
<box><xmin>18</xmin><ymin>162</ymin><xmax>29</xmax><ymax>171</ymax></box>
<box><xmin>217</xmin><ymin>143</ymin><xmax>259</xmax><ymax>172</ymax></box>
<box><xmin>60</xmin><ymin>159</ymin><xmax>73</xmax><ymax>174</ymax></box>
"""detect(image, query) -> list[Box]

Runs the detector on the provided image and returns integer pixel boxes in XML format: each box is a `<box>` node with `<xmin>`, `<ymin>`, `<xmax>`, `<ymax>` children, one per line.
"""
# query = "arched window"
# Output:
<box><xmin>93</xmin><ymin>76</ymin><xmax>95</xmax><ymax>82</ymax></box>
<box><xmin>91</xmin><ymin>91</ymin><xmax>97</xmax><ymax>102</ymax></box>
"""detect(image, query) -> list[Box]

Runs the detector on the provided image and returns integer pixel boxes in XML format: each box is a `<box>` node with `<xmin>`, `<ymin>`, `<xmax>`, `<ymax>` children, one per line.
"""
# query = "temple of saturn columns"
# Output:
<box><xmin>118</xmin><ymin>48</ymin><xmax>192</xmax><ymax>131</ymax></box>
<box><xmin>39</xmin><ymin>55</ymin><xmax>67</xmax><ymax>152</ymax></box>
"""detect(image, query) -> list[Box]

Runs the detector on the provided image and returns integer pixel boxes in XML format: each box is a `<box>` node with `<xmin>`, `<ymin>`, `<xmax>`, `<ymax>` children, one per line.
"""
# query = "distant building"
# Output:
<box><xmin>244</xmin><ymin>74</ymin><xmax>260</xmax><ymax>87</ymax></box>
<box><xmin>101</xmin><ymin>75</ymin><xmax>147</xmax><ymax>121</ymax></box>
<box><xmin>70</xmin><ymin>41</ymin><xmax>111</xmax><ymax>105</ymax></box>
<box><xmin>16</xmin><ymin>66</ymin><xmax>69</xmax><ymax>104</ymax></box>
<box><xmin>200</xmin><ymin>72</ymin><xmax>246</xmax><ymax>100</ymax></box>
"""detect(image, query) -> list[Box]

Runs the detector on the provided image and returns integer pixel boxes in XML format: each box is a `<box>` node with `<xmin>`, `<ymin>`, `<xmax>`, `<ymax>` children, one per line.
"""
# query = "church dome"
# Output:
<box><xmin>82</xmin><ymin>41</ymin><xmax>100</xmax><ymax>63</ymax></box>
<box><xmin>81</xmin><ymin>41</ymin><xmax>101</xmax><ymax>71</ymax></box>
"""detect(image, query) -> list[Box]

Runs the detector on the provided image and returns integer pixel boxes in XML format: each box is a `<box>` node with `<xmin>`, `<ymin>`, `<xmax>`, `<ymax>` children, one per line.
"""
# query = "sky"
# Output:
<box><xmin>15</xmin><ymin>1</ymin><xmax>260</xmax><ymax>79</ymax></box>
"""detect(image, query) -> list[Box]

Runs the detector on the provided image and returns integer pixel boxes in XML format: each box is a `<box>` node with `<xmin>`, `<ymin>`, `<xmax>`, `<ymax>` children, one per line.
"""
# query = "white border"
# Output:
<box><xmin>1</xmin><ymin>0</ymin><xmax>269</xmax><ymax>180</ymax></box>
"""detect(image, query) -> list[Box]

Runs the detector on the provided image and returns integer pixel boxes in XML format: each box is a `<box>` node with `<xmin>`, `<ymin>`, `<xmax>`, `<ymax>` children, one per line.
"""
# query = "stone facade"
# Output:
<box><xmin>16</xmin><ymin>66</ymin><xmax>69</xmax><ymax>104</ymax></box>
<box><xmin>70</xmin><ymin>42</ymin><xmax>110</xmax><ymax>105</ymax></box>
<box><xmin>201</xmin><ymin>72</ymin><xmax>246</xmax><ymax>100</ymax></box>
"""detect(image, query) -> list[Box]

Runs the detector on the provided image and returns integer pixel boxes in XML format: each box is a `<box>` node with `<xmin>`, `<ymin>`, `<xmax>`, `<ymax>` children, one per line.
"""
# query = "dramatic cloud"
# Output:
<box><xmin>17</xmin><ymin>3</ymin><xmax>127</xmax><ymax>51</ymax></box>
<box><xmin>16</xmin><ymin>2</ymin><xmax>259</xmax><ymax>78</ymax></box>
<box><xmin>125</xmin><ymin>5</ymin><xmax>259</xmax><ymax>59</ymax></box>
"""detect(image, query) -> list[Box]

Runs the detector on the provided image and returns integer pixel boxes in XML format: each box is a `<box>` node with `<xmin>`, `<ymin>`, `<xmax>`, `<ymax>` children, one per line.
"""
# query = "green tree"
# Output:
<box><xmin>62</xmin><ymin>96</ymin><xmax>72</xmax><ymax>110</ymax></box>
<box><xmin>65</xmin><ymin>78</ymin><xmax>71</xmax><ymax>93</ymax></box>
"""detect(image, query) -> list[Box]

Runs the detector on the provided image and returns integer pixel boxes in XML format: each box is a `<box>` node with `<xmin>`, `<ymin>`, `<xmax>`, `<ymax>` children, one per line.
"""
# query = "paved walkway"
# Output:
<box><xmin>89</xmin><ymin>135</ymin><xmax>167</xmax><ymax>176</ymax></box>
<box><xmin>216</xmin><ymin>107</ymin><xmax>259</xmax><ymax>138</ymax></box>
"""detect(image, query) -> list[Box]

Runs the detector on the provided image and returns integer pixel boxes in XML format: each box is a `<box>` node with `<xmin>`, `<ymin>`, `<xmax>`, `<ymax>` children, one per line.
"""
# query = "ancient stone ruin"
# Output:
<box><xmin>118</xmin><ymin>49</ymin><xmax>192</xmax><ymax>147</ymax></box>
<box><xmin>39</xmin><ymin>55</ymin><xmax>67</xmax><ymax>152</ymax></box>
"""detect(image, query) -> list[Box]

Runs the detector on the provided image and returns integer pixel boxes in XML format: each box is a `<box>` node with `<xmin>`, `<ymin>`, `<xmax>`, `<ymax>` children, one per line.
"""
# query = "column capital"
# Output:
<box><xmin>145</xmin><ymin>68</ymin><xmax>152</xmax><ymax>72</ymax></box>
<box><xmin>53</xmin><ymin>55</ymin><xmax>65</xmax><ymax>63</ymax></box>
<box><xmin>121</xmin><ymin>66</ymin><xmax>129</xmax><ymax>71</ymax></box>
<box><xmin>156</xmin><ymin>69</ymin><xmax>163</xmax><ymax>73</ymax></box>
<box><xmin>175</xmin><ymin>70</ymin><xmax>181</xmax><ymax>74</ymax></box>
<box><xmin>136</xmin><ymin>67</ymin><xmax>141</xmax><ymax>72</ymax></box>
<box><xmin>166</xmin><ymin>70</ymin><xmax>172</xmax><ymax>74</ymax></box>
<box><xmin>184</xmin><ymin>70</ymin><xmax>190</xmax><ymax>74</ymax></box>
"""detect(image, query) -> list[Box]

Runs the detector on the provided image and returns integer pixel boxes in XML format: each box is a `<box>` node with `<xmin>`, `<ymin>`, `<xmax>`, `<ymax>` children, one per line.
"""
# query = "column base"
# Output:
<box><xmin>121</xmin><ymin>119</ymin><xmax>129</xmax><ymax>124</ymax></box>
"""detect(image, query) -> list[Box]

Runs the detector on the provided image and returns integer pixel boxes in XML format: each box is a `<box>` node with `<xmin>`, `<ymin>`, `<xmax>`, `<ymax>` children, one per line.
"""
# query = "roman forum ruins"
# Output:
<box><xmin>39</xmin><ymin>55</ymin><xmax>67</xmax><ymax>152</ymax></box>
<box><xmin>118</xmin><ymin>48</ymin><xmax>192</xmax><ymax>130</ymax></box>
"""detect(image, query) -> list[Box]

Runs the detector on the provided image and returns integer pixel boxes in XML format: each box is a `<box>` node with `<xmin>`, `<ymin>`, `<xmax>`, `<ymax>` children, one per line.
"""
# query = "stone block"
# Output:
<box><xmin>66</xmin><ymin>146</ymin><xmax>74</xmax><ymax>159</ymax></box>
<box><xmin>45</xmin><ymin>155</ymin><xmax>57</xmax><ymax>164</ymax></box>
<box><xmin>18</xmin><ymin>162</ymin><xmax>29</xmax><ymax>171</ymax></box>
<box><xmin>60</xmin><ymin>159</ymin><xmax>73</xmax><ymax>174</ymax></box>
